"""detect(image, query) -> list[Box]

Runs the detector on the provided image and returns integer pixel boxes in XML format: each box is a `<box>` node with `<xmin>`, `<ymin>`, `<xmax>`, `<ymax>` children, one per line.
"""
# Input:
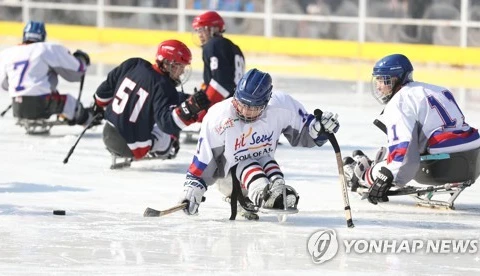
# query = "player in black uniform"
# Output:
<box><xmin>93</xmin><ymin>40</ymin><xmax>209</xmax><ymax>164</ymax></box>
<box><xmin>191</xmin><ymin>10</ymin><xmax>245</xmax><ymax>121</ymax></box>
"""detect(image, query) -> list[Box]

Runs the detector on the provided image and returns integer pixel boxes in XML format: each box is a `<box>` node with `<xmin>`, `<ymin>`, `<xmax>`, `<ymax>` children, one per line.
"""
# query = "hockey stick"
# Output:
<box><xmin>73</xmin><ymin>74</ymin><xmax>85</xmax><ymax>116</ymax></box>
<box><xmin>373</xmin><ymin>119</ymin><xmax>387</xmax><ymax>135</ymax></box>
<box><xmin>0</xmin><ymin>104</ymin><xmax>12</xmax><ymax>117</ymax></box>
<box><xmin>144</xmin><ymin>203</ymin><xmax>188</xmax><ymax>217</ymax></box>
<box><xmin>314</xmin><ymin>109</ymin><xmax>354</xmax><ymax>228</ymax></box>
<box><xmin>62</xmin><ymin>113</ymin><xmax>101</xmax><ymax>164</ymax></box>
<box><xmin>357</xmin><ymin>182</ymin><xmax>469</xmax><ymax>199</ymax></box>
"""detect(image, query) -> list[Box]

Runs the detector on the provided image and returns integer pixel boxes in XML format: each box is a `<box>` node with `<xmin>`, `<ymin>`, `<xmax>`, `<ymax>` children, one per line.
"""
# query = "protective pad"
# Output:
<box><xmin>103</xmin><ymin>122</ymin><xmax>134</xmax><ymax>158</ymax></box>
<box><xmin>414</xmin><ymin>147</ymin><xmax>480</xmax><ymax>185</ymax></box>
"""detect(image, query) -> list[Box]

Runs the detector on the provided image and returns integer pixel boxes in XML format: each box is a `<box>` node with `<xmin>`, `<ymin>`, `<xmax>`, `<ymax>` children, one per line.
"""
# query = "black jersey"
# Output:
<box><xmin>202</xmin><ymin>36</ymin><xmax>245</xmax><ymax>104</ymax></box>
<box><xmin>95</xmin><ymin>58</ymin><xmax>183</xmax><ymax>158</ymax></box>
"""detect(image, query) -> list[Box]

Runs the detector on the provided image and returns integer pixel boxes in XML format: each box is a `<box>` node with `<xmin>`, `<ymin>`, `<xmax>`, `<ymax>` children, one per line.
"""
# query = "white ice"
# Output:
<box><xmin>1</xmin><ymin>70</ymin><xmax>480</xmax><ymax>275</ymax></box>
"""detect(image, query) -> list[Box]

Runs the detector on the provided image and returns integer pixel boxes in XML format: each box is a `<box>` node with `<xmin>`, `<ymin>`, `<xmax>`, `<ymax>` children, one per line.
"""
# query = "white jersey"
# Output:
<box><xmin>187</xmin><ymin>90</ymin><xmax>323</xmax><ymax>186</ymax></box>
<box><xmin>0</xmin><ymin>42</ymin><xmax>85</xmax><ymax>97</ymax></box>
<box><xmin>379</xmin><ymin>81</ymin><xmax>480</xmax><ymax>185</ymax></box>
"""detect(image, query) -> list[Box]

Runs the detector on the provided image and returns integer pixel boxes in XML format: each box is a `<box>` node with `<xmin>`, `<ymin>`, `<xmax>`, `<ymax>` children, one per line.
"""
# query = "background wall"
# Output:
<box><xmin>1</xmin><ymin>0</ymin><xmax>480</xmax><ymax>89</ymax></box>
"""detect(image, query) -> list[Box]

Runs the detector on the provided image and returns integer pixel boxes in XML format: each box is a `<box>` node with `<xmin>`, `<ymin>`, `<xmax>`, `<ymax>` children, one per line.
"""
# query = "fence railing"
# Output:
<box><xmin>1</xmin><ymin>0</ymin><xmax>480</xmax><ymax>47</ymax></box>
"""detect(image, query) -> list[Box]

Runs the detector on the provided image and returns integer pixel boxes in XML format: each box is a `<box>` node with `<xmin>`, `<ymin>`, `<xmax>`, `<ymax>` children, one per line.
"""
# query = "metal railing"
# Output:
<box><xmin>1</xmin><ymin>0</ymin><xmax>480</xmax><ymax>47</ymax></box>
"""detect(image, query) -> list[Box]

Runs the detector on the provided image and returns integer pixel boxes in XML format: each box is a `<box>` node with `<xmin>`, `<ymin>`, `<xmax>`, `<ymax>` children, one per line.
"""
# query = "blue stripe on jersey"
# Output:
<box><xmin>188</xmin><ymin>155</ymin><xmax>208</xmax><ymax>176</ymax></box>
<box><xmin>429</xmin><ymin>129</ymin><xmax>480</xmax><ymax>148</ymax></box>
<box><xmin>388</xmin><ymin>141</ymin><xmax>409</xmax><ymax>162</ymax></box>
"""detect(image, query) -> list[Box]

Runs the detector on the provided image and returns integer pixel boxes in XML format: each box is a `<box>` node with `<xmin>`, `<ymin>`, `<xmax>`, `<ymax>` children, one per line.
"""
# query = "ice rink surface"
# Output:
<box><xmin>1</xmin><ymin>69</ymin><xmax>480</xmax><ymax>275</ymax></box>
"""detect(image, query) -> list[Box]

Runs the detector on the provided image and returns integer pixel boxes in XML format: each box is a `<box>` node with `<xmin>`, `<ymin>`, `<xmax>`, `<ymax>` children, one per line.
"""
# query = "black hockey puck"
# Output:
<box><xmin>53</xmin><ymin>210</ymin><xmax>66</xmax><ymax>216</ymax></box>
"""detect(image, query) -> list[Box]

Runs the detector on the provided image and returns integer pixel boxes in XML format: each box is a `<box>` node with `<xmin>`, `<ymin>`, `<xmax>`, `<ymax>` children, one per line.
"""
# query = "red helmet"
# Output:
<box><xmin>192</xmin><ymin>11</ymin><xmax>225</xmax><ymax>32</ymax></box>
<box><xmin>156</xmin><ymin>39</ymin><xmax>192</xmax><ymax>65</ymax></box>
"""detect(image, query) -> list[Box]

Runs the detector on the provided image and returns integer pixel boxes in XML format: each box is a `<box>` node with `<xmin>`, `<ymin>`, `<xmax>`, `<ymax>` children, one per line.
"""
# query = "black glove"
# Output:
<box><xmin>171</xmin><ymin>135</ymin><xmax>180</xmax><ymax>155</ymax></box>
<box><xmin>367</xmin><ymin>167</ymin><xmax>393</xmax><ymax>205</ymax></box>
<box><xmin>73</xmin><ymin>49</ymin><xmax>90</xmax><ymax>66</ymax></box>
<box><xmin>92</xmin><ymin>103</ymin><xmax>104</xmax><ymax>120</ymax></box>
<box><xmin>91</xmin><ymin>95</ymin><xmax>104</xmax><ymax>119</ymax></box>
<box><xmin>176</xmin><ymin>90</ymin><xmax>210</xmax><ymax>122</ymax></box>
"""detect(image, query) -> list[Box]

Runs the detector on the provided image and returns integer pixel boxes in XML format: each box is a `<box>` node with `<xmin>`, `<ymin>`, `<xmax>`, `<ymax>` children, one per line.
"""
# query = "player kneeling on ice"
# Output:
<box><xmin>343</xmin><ymin>54</ymin><xmax>480</xmax><ymax>208</ymax></box>
<box><xmin>179</xmin><ymin>68</ymin><xmax>340</xmax><ymax>219</ymax></box>
<box><xmin>0</xmin><ymin>21</ymin><xmax>98</xmax><ymax>134</ymax></box>
<box><xmin>93</xmin><ymin>40</ymin><xmax>210</xmax><ymax>169</ymax></box>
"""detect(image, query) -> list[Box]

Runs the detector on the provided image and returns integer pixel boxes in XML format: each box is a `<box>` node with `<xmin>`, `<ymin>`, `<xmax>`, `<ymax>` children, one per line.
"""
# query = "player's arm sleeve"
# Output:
<box><xmin>186</xmin><ymin>114</ymin><xmax>224</xmax><ymax>186</ymax></box>
<box><xmin>43</xmin><ymin>43</ymin><xmax>86</xmax><ymax>82</ymax></box>
<box><xmin>0</xmin><ymin>60</ymin><xmax>7</xmax><ymax>91</ymax></box>
<box><xmin>152</xmin><ymin>84</ymin><xmax>184</xmax><ymax>135</ymax></box>
<box><xmin>280</xmin><ymin>93</ymin><xmax>320</xmax><ymax>148</ymax></box>
<box><xmin>94</xmin><ymin>59</ymin><xmax>134</xmax><ymax>107</ymax></box>
<box><xmin>384</xmin><ymin>97</ymin><xmax>422</xmax><ymax>186</ymax></box>
<box><xmin>203</xmin><ymin>45</ymin><xmax>234</xmax><ymax>105</ymax></box>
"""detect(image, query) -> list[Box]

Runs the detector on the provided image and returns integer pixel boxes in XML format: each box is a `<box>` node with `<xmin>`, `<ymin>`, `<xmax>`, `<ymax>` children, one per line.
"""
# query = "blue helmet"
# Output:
<box><xmin>371</xmin><ymin>54</ymin><xmax>413</xmax><ymax>104</ymax></box>
<box><xmin>23</xmin><ymin>21</ymin><xmax>47</xmax><ymax>43</ymax></box>
<box><xmin>233</xmin><ymin>68</ymin><xmax>273</xmax><ymax>122</ymax></box>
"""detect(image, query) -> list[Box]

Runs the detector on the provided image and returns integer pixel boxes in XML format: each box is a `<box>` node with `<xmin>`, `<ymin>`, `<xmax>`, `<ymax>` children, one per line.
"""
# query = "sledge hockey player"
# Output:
<box><xmin>344</xmin><ymin>54</ymin><xmax>480</xmax><ymax>207</ymax></box>
<box><xmin>93</xmin><ymin>39</ymin><xmax>210</xmax><ymax>168</ymax></box>
<box><xmin>183</xmin><ymin>10</ymin><xmax>245</xmax><ymax>140</ymax></box>
<box><xmin>0</xmin><ymin>20</ymin><xmax>95</xmax><ymax>133</ymax></box>
<box><xmin>179</xmin><ymin>68</ymin><xmax>340</xmax><ymax>219</ymax></box>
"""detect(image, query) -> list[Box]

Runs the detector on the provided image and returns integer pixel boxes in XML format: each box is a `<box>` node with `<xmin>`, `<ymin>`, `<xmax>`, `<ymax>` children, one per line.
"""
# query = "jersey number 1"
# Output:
<box><xmin>112</xmin><ymin>77</ymin><xmax>149</xmax><ymax>123</ymax></box>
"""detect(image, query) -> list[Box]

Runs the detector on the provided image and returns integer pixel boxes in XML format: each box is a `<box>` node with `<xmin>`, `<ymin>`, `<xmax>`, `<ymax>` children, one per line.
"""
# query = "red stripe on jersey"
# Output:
<box><xmin>131</xmin><ymin>147</ymin><xmax>150</xmax><ymax>160</ymax></box>
<box><xmin>95</xmin><ymin>98</ymin><xmax>111</xmax><ymax>107</ymax></box>
<box><xmin>387</xmin><ymin>148</ymin><xmax>407</xmax><ymax>164</ymax></box>
<box><xmin>428</xmin><ymin>130</ymin><xmax>473</xmax><ymax>146</ymax></box>
<box><xmin>188</xmin><ymin>163</ymin><xmax>204</xmax><ymax>177</ymax></box>
<box><xmin>205</xmin><ymin>85</ymin><xmax>226</xmax><ymax>105</ymax></box>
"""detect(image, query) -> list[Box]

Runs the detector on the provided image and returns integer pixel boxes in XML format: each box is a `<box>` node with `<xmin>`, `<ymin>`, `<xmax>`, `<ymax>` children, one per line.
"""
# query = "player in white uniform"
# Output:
<box><xmin>179</xmin><ymin>68</ymin><xmax>340</xmax><ymax>216</ymax></box>
<box><xmin>344</xmin><ymin>54</ymin><xmax>480</xmax><ymax>205</ymax></box>
<box><xmin>0</xmin><ymin>21</ymin><xmax>94</xmax><ymax>125</ymax></box>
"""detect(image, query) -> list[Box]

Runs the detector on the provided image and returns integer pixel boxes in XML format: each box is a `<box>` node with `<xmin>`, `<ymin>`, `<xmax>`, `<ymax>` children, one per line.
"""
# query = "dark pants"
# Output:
<box><xmin>103</xmin><ymin>122</ymin><xmax>134</xmax><ymax>158</ymax></box>
<box><xmin>12</xmin><ymin>94</ymin><xmax>65</xmax><ymax>120</ymax></box>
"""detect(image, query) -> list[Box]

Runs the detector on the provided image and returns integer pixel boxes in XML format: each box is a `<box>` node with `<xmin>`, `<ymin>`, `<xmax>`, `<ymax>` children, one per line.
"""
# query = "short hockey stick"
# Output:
<box><xmin>373</xmin><ymin>119</ymin><xmax>387</xmax><ymax>135</ymax></box>
<box><xmin>0</xmin><ymin>104</ymin><xmax>12</xmax><ymax>117</ymax></box>
<box><xmin>144</xmin><ymin>203</ymin><xmax>187</xmax><ymax>217</ymax></box>
<box><xmin>62</xmin><ymin>113</ymin><xmax>102</xmax><ymax>164</ymax></box>
<box><xmin>314</xmin><ymin>109</ymin><xmax>355</xmax><ymax>228</ymax></box>
<box><xmin>74</xmin><ymin>74</ymin><xmax>85</xmax><ymax>115</ymax></box>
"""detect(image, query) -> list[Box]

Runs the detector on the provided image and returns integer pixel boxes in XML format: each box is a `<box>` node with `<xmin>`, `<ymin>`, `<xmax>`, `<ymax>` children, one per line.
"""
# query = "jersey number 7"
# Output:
<box><xmin>112</xmin><ymin>77</ymin><xmax>149</xmax><ymax>123</ymax></box>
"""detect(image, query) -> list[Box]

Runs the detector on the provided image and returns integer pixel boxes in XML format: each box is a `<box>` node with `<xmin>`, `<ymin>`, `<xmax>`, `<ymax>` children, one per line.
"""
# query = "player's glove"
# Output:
<box><xmin>367</xmin><ymin>167</ymin><xmax>393</xmax><ymax>205</ymax></box>
<box><xmin>175</xmin><ymin>90</ymin><xmax>210</xmax><ymax>123</ymax></box>
<box><xmin>309</xmin><ymin>110</ymin><xmax>340</xmax><ymax>143</ymax></box>
<box><xmin>91</xmin><ymin>95</ymin><xmax>105</xmax><ymax>120</ymax></box>
<box><xmin>73</xmin><ymin>49</ymin><xmax>90</xmax><ymax>66</ymax></box>
<box><xmin>181</xmin><ymin>176</ymin><xmax>207</xmax><ymax>215</ymax></box>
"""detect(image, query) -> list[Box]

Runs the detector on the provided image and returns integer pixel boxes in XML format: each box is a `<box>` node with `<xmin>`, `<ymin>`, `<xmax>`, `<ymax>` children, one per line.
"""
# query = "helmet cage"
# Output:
<box><xmin>233</xmin><ymin>68</ymin><xmax>273</xmax><ymax>123</ymax></box>
<box><xmin>371</xmin><ymin>75</ymin><xmax>397</xmax><ymax>104</ymax></box>
<box><xmin>161</xmin><ymin>59</ymin><xmax>192</xmax><ymax>86</ymax></box>
<box><xmin>233</xmin><ymin>98</ymin><xmax>268</xmax><ymax>123</ymax></box>
<box><xmin>370</xmin><ymin>54</ymin><xmax>414</xmax><ymax>104</ymax></box>
<box><xmin>191</xmin><ymin>11</ymin><xmax>225</xmax><ymax>46</ymax></box>
<box><xmin>192</xmin><ymin>25</ymin><xmax>223</xmax><ymax>46</ymax></box>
